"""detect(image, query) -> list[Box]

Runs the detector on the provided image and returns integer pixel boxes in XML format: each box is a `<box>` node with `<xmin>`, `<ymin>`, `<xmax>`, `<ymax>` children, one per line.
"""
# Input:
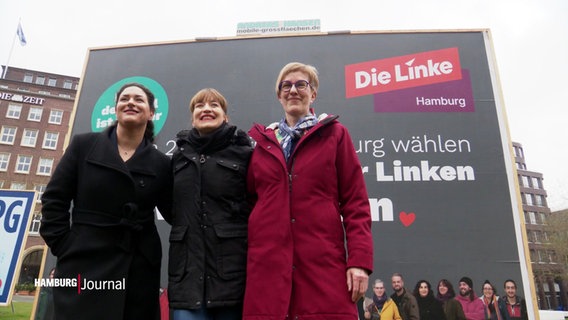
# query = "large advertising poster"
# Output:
<box><xmin>54</xmin><ymin>30</ymin><xmax>533</xmax><ymax>315</ymax></box>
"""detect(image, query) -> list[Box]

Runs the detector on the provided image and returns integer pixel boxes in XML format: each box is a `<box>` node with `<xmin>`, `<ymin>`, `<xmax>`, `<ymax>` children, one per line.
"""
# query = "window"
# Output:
<box><xmin>10</xmin><ymin>182</ymin><xmax>27</xmax><ymax>190</ymax></box>
<box><xmin>35</xmin><ymin>76</ymin><xmax>45</xmax><ymax>85</ymax></box>
<box><xmin>29</xmin><ymin>213</ymin><xmax>42</xmax><ymax>234</ymax></box>
<box><xmin>27</xmin><ymin>107</ymin><xmax>43</xmax><ymax>122</ymax></box>
<box><xmin>38</xmin><ymin>90</ymin><xmax>50</xmax><ymax>95</ymax></box>
<box><xmin>48</xmin><ymin>109</ymin><xmax>64</xmax><ymax>124</ymax></box>
<box><xmin>6</xmin><ymin>103</ymin><xmax>22</xmax><ymax>119</ymax></box>
<box><xmin>532</xmin><ymin>177</ymin><xmax>541</xmax><ymax>189</ymax></box>
<box><xmin>515</xmin><ymin>147</ymin><xmax>524</xmax><ymax>159</ymax></box>
<box><xmin>15</xmin><ymin>155</ymin><xmax>33</xmax><ymax>173</ymax></box>
<box><xmin>535</xmin><ymin>195</ymin><xmax>545</xmax><ymax>207</ymax></box>
<box><xmin>42</xmin><ymin>132</ymin><xmax>59</xmax><ymax>149</ymax></box>
<box><xmin>63</xmin><ymin>80</ymin><xmax>73</xmax><ymax>89</ymax></box>
<box><xmin>527</xmin><ymin>211</ymin><xmax>537</xmax><ymax>225</ymax></box>
<box><xmin>0</xmin><ymin>126</ymin><xmax>17</xmax><ymax>144</ymax></box>
<box><xmin>37</xmin><ymin>158</ymin><xmax>54</xmax><ymax>176</ymax></box>
<box><xmin>58</xmin><ymin>93</ymin><xmax>71</xmax><ymax>98</ymax></box>
<box><xmin>23</xmin><ymin>74</ymin><xmax>33</xmax><ymax>83</ymax></box>
<box><xmin>524</xmin><ymin>193</ymin><xmax>533</xmax><ymax>206</ymax></box>
<box><xmin>542</xmin><ymin>231</ymin><xmax>549</xmax><ymax>242</ymax></box>
<box><xmin>0</xmin><ymin>153</ymin><xmax>10</xmax><ymax>171</ymax></box>
<box><xmin>21</xmin><ymin>129</ymin><xmax>39</xmax><ymax>147</ymax></box>
<box><xmin>521</xmin><ymin>176</ymin><xmax>530</xmax><ymax>187</ymax></box>
<box><xmin>34</xmin><ymin>184</ymin><xmax>46</xmax><ymax>202</ymax></box>
<box><xmin>540</xmin><ymin>213</ymin><xmax>546</xmax><ymax>225</ymax></box>
<box><xmin>47</xmin><ymin>78</ymin><xmax>57</xmax><ymax>87</ymax></box>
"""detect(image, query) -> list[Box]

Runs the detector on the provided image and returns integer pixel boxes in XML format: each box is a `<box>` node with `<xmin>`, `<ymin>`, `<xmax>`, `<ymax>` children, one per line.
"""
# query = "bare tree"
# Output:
<box><xmin>546</xmin><ymin>209</ymin><xmax>568</xmax><ymax>279</ymax></box>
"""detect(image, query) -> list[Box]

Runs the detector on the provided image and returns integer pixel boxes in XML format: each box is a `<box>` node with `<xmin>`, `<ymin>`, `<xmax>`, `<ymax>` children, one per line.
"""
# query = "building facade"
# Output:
<box><xmin>513</xmin><ymin>142</ymin><xmax>568</xmax><ymax>310</ymax></box>
<box><xmin>0</xmin><ymin>65</ymin><xmax>78</xmax><ymax>288</ymax></box>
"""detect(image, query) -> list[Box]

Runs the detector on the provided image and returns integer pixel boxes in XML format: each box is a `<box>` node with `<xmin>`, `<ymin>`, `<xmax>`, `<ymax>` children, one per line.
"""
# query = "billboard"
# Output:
<box><xmin>0</xmin><ymin>190</ymin><xmax>35</xmax><ymax>306</ymax></box>
<box><xmin>52</xmin><ymin>30</ymin><xmax>534</xmax><ymax>316</ymax></box>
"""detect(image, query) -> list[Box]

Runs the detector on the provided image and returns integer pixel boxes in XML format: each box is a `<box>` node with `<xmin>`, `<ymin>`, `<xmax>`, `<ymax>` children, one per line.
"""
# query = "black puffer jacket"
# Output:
<box><xmin>168</xmin><ymin>123</ymin><xmax>253</xmax><ymax>310</ymax></box>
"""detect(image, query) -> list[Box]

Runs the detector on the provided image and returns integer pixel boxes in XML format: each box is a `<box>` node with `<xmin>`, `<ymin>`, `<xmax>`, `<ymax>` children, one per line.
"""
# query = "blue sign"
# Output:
<box><xmin>0</xmin><ymin>190</ymin><xmax>36</xmax><ymax>306</ymax></box>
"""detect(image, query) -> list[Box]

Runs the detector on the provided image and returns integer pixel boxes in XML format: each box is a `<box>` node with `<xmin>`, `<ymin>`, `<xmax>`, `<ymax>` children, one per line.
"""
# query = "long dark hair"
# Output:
<box><xmin>115</xmin><ymin>82</ymin><xmax>156</xmax><ymax>142</ymax></box>
<box><xmin>437</xmin><ymin>279</ymin><xmax>456</xmax><ymax>299</ymax></box>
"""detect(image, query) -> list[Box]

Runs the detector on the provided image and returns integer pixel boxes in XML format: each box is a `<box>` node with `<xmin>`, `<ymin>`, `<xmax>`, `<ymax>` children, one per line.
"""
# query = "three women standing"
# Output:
<box><xmin>168</xmin><ymin>88</ymin><xmax>253</xmax><ymax>320</ymax></box>
<box><xmin>244</xmin><ymin>62</ymin><xmax>373</xmax><ymax>320</ymax></box>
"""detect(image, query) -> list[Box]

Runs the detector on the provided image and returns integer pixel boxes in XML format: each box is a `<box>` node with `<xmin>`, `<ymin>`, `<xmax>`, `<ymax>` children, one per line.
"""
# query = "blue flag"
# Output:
<box><xmin>17</xmin><ymin>22</ymin><xmax>27</xmax><ymax>46</ymax></box>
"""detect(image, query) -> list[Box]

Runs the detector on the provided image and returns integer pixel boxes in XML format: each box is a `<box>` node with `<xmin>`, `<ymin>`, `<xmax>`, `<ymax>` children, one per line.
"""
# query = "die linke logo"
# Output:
<box><xmin>345</xmin><ymin>47</ymin><xmax>462</xmax><ymax>98</ymax></box>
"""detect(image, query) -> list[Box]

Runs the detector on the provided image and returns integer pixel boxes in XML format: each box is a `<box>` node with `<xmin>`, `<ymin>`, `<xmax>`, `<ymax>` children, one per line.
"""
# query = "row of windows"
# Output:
<box><xmin>525</xmin><ymin>210</ymin><xmax>547</xmax><ymax>225</ymax></box>
<box><xmin>6</xmin><ymin>103</ymin><xmax>64</xmax><ymax>124</ymax></box>
<box><xmin>527</xmin><ymin>230</ymin><xmax>550</xmax><ymax>244</ymax></box>
<box><xmin>530</xmin><ymin>249</ymin><xmax>557</xmax><ymax>264</ymax></box>
<box><xmin>1</xmin><ymin>126</ymin><xmax>59</xmax><ymax>149</ymax></box>
<box><xmin>23</xmin><ymin>73</ymin><xmax>76</xmax><ymax>90</ymax></box>
<box><xmin>0</xmin><ymin>153</ymin><xmax>54</xmax><ymax>175</ymax></box>
<box><xmin>520</xmin><ymin>174</ymin><xmax>543</xmax><ymax>189</ymax></box>
<box><xmin>522</xmin><ymin>192</ymin><xmax>547</xmax><ymax>207</ymax></box>
<box><xmin>0</xmin><ymin>181</ymin><xmax>45</xmax><ymax>198</ymax></box>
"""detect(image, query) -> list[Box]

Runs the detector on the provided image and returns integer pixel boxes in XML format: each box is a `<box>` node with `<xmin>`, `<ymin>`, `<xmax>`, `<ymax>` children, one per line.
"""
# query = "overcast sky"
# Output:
<box><xmin>1</xmin><ymin>0</ymin><xmax>567</xmax><ymax>210</ymax></box>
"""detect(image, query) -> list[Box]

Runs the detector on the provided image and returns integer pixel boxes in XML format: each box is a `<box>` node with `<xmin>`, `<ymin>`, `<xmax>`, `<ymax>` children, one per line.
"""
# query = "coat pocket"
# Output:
<box><xmin>213</xmin><ymin>223</ymin><xmax>248</xmax><ymax>280</ymax></box>
<box><xmin>168</xmin><ymin>225</ymin><xmax>188</xmax><ymax>282</ymax></box>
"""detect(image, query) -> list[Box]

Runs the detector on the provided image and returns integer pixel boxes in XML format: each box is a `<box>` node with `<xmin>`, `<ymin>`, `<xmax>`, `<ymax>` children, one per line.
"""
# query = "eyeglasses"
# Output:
<box><xmin>278</xmin><ymin>80</ymin><xmax>311</xmax><ymax>92</ymax></box>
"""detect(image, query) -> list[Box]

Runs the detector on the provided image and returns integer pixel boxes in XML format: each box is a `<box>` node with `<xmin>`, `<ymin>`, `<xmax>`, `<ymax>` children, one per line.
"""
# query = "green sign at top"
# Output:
<box><xmin>91</xmin><ymin>76</ymin><xmax>169</xmax><ymax>135</ymax></box>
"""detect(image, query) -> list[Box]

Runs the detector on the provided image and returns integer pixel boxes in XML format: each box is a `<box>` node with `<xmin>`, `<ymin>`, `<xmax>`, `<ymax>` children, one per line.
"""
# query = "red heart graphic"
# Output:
<box><xmin>399</xmin><ymin>211</ymin><xmax>416</xmax><ymax>227</ymax></box>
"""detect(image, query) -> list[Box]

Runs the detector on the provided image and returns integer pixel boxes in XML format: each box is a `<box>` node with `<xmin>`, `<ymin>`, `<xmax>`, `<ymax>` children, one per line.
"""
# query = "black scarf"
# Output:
<box><xmin>436</xmin><ymin>292</ymin><xmax>452</xmax><ymax>303</ymax></box>
<box><xmin>186</xmin><ymin>122</ymin><xmax>236</xmax><ymax>154</ymax></box>
<box><xmin>373</xmin><ymin>293</ymin><xmax>388</xmax><ymax>311</ymax></box>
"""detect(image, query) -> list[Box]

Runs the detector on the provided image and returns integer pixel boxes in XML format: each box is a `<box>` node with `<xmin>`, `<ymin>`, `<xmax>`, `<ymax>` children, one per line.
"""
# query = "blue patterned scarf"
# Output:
<box><xmin>278</xmin><ymin>115</ymin><xmax>318</xmax><ymax>161</ymax></box>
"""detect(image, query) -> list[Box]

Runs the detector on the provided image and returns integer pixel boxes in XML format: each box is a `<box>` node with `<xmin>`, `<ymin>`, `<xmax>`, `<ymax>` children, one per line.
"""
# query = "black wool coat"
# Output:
<box><xmin>40</xmin><ymin>126</ymin><xmax>172</xmax><ymax>320</ymax></box>
<box><xmin>417</xmin><ymin>294</ymin><xmax>448</xmax><ymax>320</ymax></box>
<box><xmin>168</xmin><ymin>125</ymin><xmax>253</xmax><ymax>310</ymax></box>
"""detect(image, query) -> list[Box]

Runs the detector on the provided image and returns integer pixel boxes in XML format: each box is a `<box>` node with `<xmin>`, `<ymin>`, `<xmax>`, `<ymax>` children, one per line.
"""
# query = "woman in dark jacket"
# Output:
<box><xmin>437</xmin><ymin>279</ymin><xmax>466</xmax><ymax>320</ymax></box>
<box><xmin>40</xmin><ymin>83</ymin><xmax>173</xmax><ymax>320</ymax></box>
<box><xmin>414</xmin><ymin>280</ymin><xmax>447</xmax><ymax>320</ymax></box>
<box><xmin>168</xmin><ymin>88</ymin><xmax>253</xmax><ymax>320</ymax></box>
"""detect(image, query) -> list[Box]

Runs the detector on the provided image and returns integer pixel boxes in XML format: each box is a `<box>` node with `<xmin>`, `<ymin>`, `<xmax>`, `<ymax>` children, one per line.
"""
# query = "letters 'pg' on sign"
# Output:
<box><xmin>0</xmin><ymin>190</ymin><xmax>36</xmax><ymax>306</ymax></box>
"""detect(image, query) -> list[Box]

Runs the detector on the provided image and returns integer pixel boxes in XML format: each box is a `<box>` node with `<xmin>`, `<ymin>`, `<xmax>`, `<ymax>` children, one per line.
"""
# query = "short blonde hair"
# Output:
<box><xmin>189</xmin><ymin>88</ymin><xmax>228</xmax><ymax>113</ymax></box>
<box><xmin>275</xmin><ymin>62</ymin><xmax>319</xmax><ymax>94</ymax></box>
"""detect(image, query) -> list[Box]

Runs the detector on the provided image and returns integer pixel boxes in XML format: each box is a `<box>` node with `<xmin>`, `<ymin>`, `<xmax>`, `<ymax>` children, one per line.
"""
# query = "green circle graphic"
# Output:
<box><xmin>91</xmin><ymin>76</ymin><xmax>169</xmax><ymax>135</ymax></box>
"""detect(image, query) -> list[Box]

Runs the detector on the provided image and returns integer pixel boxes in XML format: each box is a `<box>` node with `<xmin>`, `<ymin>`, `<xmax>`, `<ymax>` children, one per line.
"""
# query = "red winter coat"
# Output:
<box><xmin>244</xmin><ymin>115</ymin><xmax>373</xmax><ymax>320</ymax></box>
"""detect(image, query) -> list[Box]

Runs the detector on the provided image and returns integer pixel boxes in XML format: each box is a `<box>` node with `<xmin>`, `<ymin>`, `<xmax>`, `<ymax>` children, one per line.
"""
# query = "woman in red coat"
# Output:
<box><xmin>244</xmin><ymin>62</ymin><xmax>373</xmax><ymax>320</ymax></box>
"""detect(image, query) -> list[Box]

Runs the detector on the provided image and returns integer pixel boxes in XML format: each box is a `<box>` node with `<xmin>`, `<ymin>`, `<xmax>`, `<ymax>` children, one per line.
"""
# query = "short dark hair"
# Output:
<box><xmin>504</xmin><ymin>279</ymin><xmax>517</xmax><ymax>289</ymax></box>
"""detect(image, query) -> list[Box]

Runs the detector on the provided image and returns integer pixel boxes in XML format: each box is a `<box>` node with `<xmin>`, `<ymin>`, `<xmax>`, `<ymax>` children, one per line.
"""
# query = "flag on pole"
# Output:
<box><xmin>17</xmin><ymin>22</ymin><xmax>27</xmax><ymax>46</ymax></box>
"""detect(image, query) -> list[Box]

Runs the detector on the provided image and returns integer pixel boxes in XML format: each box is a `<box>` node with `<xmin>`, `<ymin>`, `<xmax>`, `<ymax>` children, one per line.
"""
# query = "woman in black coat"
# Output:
<box><xmin>168</xmin><ymin>88</ymin><xmax>253</xmax><ymax>320</ymax></box>
<box><xmin>40</xmin><ymin>83</ymin><xmax>172</xmax><ymax>320</ymax></box>
<box><xmin>413</xmin><ymin>280</ymin><xmax>447</xmax><ymax>320</ymax></box>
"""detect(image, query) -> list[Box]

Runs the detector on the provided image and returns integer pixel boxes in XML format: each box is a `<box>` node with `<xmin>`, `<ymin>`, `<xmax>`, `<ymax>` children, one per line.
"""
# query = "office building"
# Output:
<box><xmin>0</xmin><ymin>65</ymin><xmax>78</xmax><ymax>286</ymax></box>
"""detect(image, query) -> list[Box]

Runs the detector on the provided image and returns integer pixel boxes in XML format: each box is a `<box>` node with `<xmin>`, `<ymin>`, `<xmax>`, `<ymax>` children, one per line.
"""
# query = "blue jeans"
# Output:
<box><xmin>173</xmin><ymin>305</ymin><xmax>242</xmax><ymax>320</ymax></box>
